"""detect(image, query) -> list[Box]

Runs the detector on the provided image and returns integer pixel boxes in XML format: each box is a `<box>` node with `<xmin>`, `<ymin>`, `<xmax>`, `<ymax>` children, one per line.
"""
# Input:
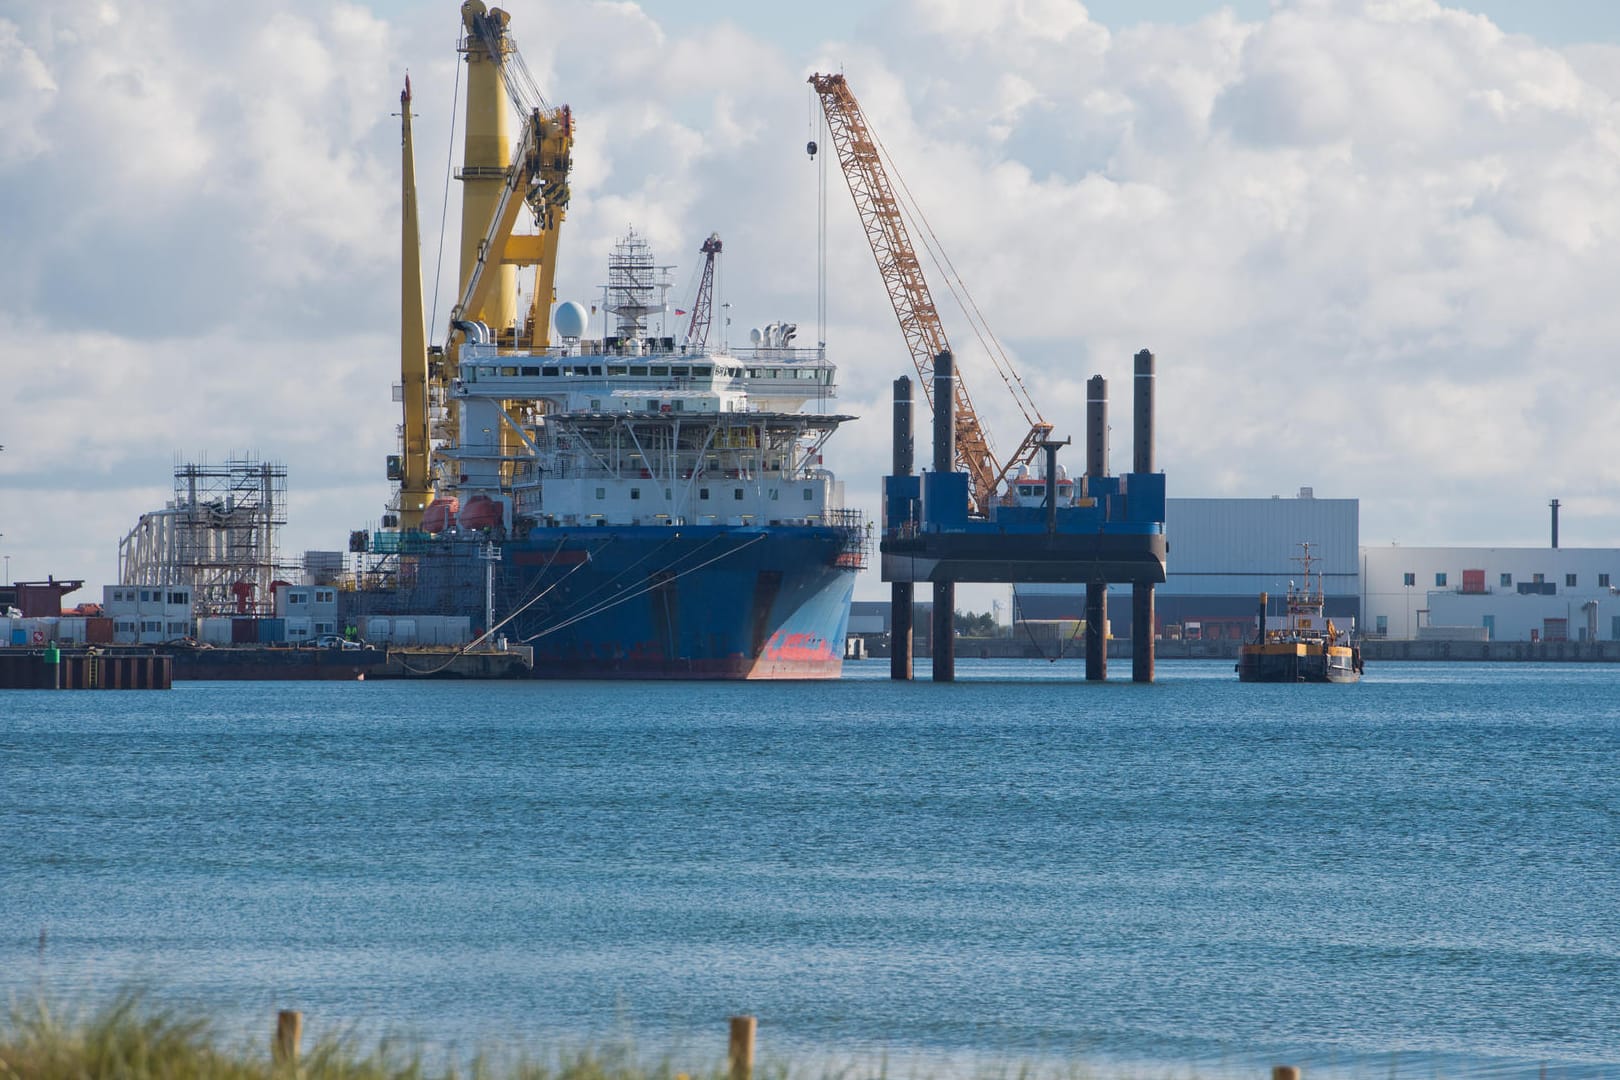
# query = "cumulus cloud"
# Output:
<box><xmin>5</xmin><ymin>0</ymin><xmax>1620</xmax><ymax>600</ymax></box>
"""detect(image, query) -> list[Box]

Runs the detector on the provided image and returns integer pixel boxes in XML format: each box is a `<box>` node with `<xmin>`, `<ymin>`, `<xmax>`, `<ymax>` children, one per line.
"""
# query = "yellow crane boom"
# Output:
<box><xmin>809</xmin><ymin>73</ymin><xmax>1050</xmax><ymax>515</ymax></box>
<box><xmin>397</xmin><ymin>77</ymin><xmax>433</xmax><ymax>530</ymax></box>
<box><xmin>403</xmin><ymin>1</ymin><xmax>570</xmax><ymax>507</ymax></box>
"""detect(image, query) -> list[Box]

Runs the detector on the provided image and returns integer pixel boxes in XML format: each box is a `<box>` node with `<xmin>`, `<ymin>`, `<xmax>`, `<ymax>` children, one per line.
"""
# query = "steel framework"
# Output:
<box><xmin>118</xmin><ymin>456</ymin><xmax>293</xmax><ymax>616</ymax></box>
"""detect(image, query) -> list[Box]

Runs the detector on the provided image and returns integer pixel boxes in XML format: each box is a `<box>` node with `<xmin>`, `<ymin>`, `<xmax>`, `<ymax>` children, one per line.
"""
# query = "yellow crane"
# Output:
<box><xmin>809</xmin><ymin>73</ymin><xmax>1051</xmax><ymax>516</ymax></box>
<box><xmin>397</xmin><ymin>76</ymin><xmax>433</xmax><ymax>531</ymax></box>
<box><xmin>396</xmin><ymin>1</ymin><xmax>572</xmax><ymax>529</ymax></box>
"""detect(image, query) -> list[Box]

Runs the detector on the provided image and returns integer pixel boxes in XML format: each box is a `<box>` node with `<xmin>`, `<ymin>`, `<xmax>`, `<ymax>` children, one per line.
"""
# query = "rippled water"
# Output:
<box><xmin>2</xmin><ymin>660</ymin><xmax>1616</xmax><ymax>1078</ymax></box>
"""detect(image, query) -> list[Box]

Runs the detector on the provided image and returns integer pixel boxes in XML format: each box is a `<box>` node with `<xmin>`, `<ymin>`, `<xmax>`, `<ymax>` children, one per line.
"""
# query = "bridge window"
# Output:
<box><xmin>650</xmin><ymin>366</ymin><xmax>669</xmax><ymax>376</ymax></box>
<box><xmin>542</xmin><ymin>367</ymin><xmax>559</xmax><ymax>377</ymax></box>
<box><xmin>804</xmin><ymin>488</ymin><xmax>814</xmax><ymax>500</ymax></box>
<box><xmin>693</xmin><ymin>367</ymin><xmax>711</xmax><ymax>377</ymax></box>
<box><xmin>631</xmin><ymin>488</ymin><xmax>641</xmax><ymax>500</ymax></box>
<box><xmin>521</xmin><ymin>366</ymin><xmax>539</xmax><ymax>376</ymax></box>
<box><xmin>734</xmin><ymin>488</ymin><xmax>744</xmax><ymax>500</ymax></box>
<box><xmin>700</xmin><ymin>488</ymin><xmax>710</xmax><ymax>500</ymax></box>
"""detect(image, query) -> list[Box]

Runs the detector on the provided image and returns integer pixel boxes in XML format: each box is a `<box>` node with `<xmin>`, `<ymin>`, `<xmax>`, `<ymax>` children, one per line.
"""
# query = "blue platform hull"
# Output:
<box><xmin>496</xmin><ymin>525</ymin><xmax>858</xmax><ymax>679</ymax></box>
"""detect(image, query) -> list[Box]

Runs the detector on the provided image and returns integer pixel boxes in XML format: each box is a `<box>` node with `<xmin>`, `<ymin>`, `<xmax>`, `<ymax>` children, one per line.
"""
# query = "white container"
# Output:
<box><xmin>364</xmin><ymin>616</ymin><xmax>391</xmax><ymax>643</ymax></box>
<box><xmin>284</xmin><ymin>616</ymin><xmax>314</xmax><ymax>641</ymax></box>
<box><xmin>199</xmin><ymin>617</ymin><xmax>235</xmax><ymax>646</ymax></box>
<box><xmin>392</xmin><ymin>618</ymin><xmax>418</xmax><ymax>645</ymax></box>
<box><xmin>56</xmin><ymin>617</ymin><xmax>87</xmax><ymax>644</ymax></box>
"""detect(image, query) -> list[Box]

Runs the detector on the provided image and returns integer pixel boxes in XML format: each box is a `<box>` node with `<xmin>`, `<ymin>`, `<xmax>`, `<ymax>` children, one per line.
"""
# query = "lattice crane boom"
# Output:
<box><xmin>810</xmin><ymin>72</ymin><xmax>1050</xmax><ymax>515</ymax></box>
<box><xmin>685</xmin><ymin>233</ymin><xmax>722</xmax><ymax>347</ymax></box>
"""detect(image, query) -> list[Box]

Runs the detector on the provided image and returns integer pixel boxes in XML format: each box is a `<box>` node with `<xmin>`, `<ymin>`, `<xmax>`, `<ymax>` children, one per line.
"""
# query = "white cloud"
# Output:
<box><xmin>7</xmin><ymin>0</ymin><xmax>1620</xmax><ymax>602</ymax></box>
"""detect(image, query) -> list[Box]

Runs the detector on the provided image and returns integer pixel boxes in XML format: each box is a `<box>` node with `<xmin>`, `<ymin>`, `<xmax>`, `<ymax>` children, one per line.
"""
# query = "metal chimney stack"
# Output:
<box><xmin>1551</xmin><ymin>499</ymin><xmax>1560</xmax><ymax>549</ymax></box>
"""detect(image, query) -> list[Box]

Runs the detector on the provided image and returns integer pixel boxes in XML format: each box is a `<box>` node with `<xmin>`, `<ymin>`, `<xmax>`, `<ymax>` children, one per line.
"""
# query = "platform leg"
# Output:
<box><xmin>1132</xmin><ymin>583</ymin><xmax>1155</xmax><ymax>683</ymax></box>
<box><xmin>932</xmin><ymin>580</ymin><xmax>955</xmax><ymax>683</ymax></box>
<box><xmin>1085</xmin><ymin>583</ymin><xmax>1107</xmax><ymax>681</ymax></box>
<box><xmin>891</xmin><ymin>581</ymin><xmax>914</xmax><ymax>680</ymax></box>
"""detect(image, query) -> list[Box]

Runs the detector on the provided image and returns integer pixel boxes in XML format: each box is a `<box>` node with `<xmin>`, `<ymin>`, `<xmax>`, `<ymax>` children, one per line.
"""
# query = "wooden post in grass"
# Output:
<box><xmin>273</xmin><ymin>1010</ymin><xmax>302</xmax><ymax>1066</ymax></box>
<box><xmin>1272</xmin><ymin>1067</ymin><xmax>1301</xmax><ymax>1080</ymax></box>
<box><xmin>728</xmin><ymin>1015</ymin><xmax>756</xmax><ymax>1080</ymax></box>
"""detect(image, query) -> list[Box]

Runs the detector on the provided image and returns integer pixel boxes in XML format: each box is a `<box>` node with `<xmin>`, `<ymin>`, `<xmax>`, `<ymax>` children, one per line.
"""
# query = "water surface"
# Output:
<box><xmin>2</xmin><ymin>660</ymin><xmax>1616</xmax><ymax>1078</ymax></box>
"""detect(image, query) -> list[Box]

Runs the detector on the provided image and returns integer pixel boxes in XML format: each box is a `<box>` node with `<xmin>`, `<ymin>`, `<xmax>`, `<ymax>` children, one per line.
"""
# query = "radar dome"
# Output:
<box><xmin>749</xmin><ymin>327</ymin><xmax>763</xmax><ymax>345</ymax></box>
<box><xmin>553</xmin><ymin>301</ymin><xmax>588</xmax><ymax>339</ymax></box>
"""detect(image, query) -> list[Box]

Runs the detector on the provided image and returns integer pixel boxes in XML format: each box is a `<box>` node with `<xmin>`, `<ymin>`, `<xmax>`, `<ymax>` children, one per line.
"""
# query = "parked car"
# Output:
<box><xmin>312</xmin><ymin>634</ymin><xmax>368</xmax><ymax>650</ymax></box>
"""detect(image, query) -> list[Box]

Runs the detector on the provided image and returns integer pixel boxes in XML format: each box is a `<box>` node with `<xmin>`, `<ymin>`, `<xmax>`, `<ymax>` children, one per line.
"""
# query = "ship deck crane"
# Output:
<box><xmin>395</xmin><ymin>1</ymin><xmax>571</xmax><ymax>529</ymax></box>
<box><xmin>684</xmin><ymin>233</ymin><xmax>722</xmax><ymax>347</ymax></box>
<box><xmin>809</xmin><ymin>73</ymin><xmax>1051</xmax><ymax>516</ymax></box>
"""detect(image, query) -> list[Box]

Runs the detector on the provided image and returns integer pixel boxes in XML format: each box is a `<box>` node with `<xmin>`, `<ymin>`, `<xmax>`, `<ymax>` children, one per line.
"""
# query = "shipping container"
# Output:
<box><xmin>56</xmin><ymin>617</ymin><xmax>87</xmax><ymax>644</ymax></box>
<box><xmin>364</xmin><ymin>616</ymin><xmax>391</xmax><ymax>643</ymax></box>
<box><xmin>392</xmin><ymin>618</ymin><xmax>418</xmax><ymax>645</ymax></box>
<box><xmin>199</xmin><ymin>618</ymin><xmax>235</xmax><ymax>647</ymax></box>
<box><xmin>85</xmin><ymin>617</ymin><xmax>115</xmax><ymax>644</ymax></box>
<box><xmin>18</xmin><ymin>618</ymin><xmax>59</xmax><ymax>646</ymax></box>
<box><xmin>231</xmin><ymin>618</ymin><xmax>259</xmax><ymax>645</ymax></box>
<box><xmin>257</xmin><ymin>618</ymin><xmax>286</xmax><ymax>644</ymax></box>
<box><xmin>284</xmin><ymin>616</ymin><xmax>313</xmax><ymax>642</ymax></box>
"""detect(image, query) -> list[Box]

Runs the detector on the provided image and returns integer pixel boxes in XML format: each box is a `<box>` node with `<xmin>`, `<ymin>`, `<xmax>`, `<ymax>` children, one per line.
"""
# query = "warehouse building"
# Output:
<box><xmin>1361</xmin><ymin>545</ymin><xmax>1620</xmax><ymax>642</ymax></box>
<box><xmin>1013</xmin><ymin>490</ymin><xmax>1360</xmax><ymax>641</ymax></box>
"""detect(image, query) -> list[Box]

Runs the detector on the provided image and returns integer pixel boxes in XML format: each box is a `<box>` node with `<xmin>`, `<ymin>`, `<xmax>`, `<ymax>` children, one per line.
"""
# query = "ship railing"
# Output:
<box><xmin>475</xmin><ymin>340</ymin><xmax>827</xmax><ymax>361</ymax></box>
<box><xmin>826</xmin><ymin>507</ymin><xmax>870</xmax><ymax>568</ymax></box>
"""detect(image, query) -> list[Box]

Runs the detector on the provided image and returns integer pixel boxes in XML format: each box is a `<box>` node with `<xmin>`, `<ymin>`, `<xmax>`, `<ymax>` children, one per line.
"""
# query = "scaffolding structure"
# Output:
<box><xmin>119</xmin><ymin>456</ymin><xmax>293</xmax><ymax>616</ymax></box>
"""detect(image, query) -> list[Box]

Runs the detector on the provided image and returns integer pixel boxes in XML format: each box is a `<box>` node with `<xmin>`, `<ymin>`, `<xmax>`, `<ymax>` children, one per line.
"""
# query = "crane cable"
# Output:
<box><xmin>388</xmin><ymin>535</ymin><xmax>581</xmax><ymax>676</ymax></box>
<box><xmin>865</xmin><ymin>122</ymin><xmax>1046</xmax><ymax>434</ymax></box>
<box><xmin>524</xmin><ymin>533</ymin><xmax>769</xmax><ymax>642</ymax></box>
<box><xmin>429</xmin><ymin>22</ymin><xmax>463</xmax><ymax>346</ymax></box>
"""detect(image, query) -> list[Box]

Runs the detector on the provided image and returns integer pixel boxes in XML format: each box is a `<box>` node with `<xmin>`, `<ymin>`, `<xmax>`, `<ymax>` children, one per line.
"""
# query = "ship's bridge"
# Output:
<box><xmin>454</xmin><ymin>340</ymin><xmax>838</xmax><ymax>410</ymax></box>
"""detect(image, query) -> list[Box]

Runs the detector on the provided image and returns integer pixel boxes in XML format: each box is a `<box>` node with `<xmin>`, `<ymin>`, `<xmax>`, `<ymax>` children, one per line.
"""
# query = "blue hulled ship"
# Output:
<box><xmin>354</xmin><ymin>7</ymin><xmax>863</xmax><ymax>678</ymax></box>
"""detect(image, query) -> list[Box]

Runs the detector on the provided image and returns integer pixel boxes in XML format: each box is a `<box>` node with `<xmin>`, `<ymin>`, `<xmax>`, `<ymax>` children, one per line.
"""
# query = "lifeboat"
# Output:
<box><xmin>421</xmin><ymin>497</ymin><xmax>460</xmax><ymax>533</ymax></box>
<box><xmin>459</xmin><ymin>494</ymin><xmax>505</xmax><ymax>531</ymax></box>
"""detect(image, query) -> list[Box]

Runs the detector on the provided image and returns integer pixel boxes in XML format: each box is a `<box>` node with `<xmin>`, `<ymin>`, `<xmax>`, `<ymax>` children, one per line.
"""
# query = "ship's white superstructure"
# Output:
<box><xmin>433</xmin><ymin>233</ymin><xmax>851</xmax><ymax>536</ymax></box>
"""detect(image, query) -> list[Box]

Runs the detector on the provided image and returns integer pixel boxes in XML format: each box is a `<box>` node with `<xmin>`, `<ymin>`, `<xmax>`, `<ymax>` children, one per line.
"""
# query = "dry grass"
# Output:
<box><xmin>0</xmin><ymin>992</ymin><xmax>765</xmax><ymax>1080</ymax></box>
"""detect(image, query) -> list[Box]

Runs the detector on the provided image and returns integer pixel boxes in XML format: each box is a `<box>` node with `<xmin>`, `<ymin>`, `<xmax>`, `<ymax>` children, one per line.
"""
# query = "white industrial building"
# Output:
<box><xmin>103</xmin><ymin>584</ymin><xmax>194</xmax><ymax>645</ymax></box>
<box><xmin>1360</xmin><ymin>546</ymin><xmax>1620</xmax><ymax>643</ymax></box>
<box><xmin>1014</xmin><ymin>491</ymin><xmax>1360</xmax><ymax>640</ymax></box>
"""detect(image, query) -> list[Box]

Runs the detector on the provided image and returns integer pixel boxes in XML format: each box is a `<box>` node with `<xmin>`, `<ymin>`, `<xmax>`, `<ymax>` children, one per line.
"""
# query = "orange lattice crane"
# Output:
<box><xmin>809</xmin><ymin>72</ymin><xmax>1051</xmax><ymax>515</ymax></box>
